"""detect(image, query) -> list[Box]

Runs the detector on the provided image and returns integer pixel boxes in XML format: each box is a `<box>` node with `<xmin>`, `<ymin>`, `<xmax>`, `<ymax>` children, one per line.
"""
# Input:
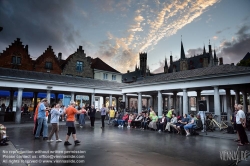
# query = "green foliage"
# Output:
<box><xmin>237</xmin><ymin>59</ymin><xmax>250</xmax><ymax>67</ymax></box>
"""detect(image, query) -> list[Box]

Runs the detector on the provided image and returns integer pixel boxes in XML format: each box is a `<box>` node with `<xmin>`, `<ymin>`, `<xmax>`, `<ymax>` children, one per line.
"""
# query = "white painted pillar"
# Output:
<box><xmin>47</xmin><ymin>90</ymin><xmax>51</xmax><ymax>104</ymax></box>
<box><xmin>183</xmin><ymin>89</ymin><xmax>188</xmax><ymax>115</ymax></box>
<box><xmin>122</xmin><ymin>93</ymin><xmax>126</xmax><ymax>102</ymax></box>
<box><xmin>167</xmin><ymin>95</ymin><xmax>171</xmax><ymax>110</ymax></box>
<box><xmin>91</xmin><ymin>93</ymin><xmax>95</xmax><ymax>106</ymax></box>
<box><xmin>214</xmin><ymin>86</ymin><xmax>221</xmax><ymax>123</ymax></box>
<box><xmin>71</xmin><ymin>92</ymin><xmax>75</xmax><ymax>102</ymax></box>
<box><xmin>158</xmin><ymin>91</ymin><xmax>162</xmax><ymax>117</ymax></box>
<box><xmin>138</xmin><ymin>92</ymin><xmax>142</xmax><ymax>113</ymax></box>
<box><xmin>225</xmin><ymin>89</ymin><xmax>232</xmax><ymax>122</ymax></box>
<box><xmin>205</xmin><ymin>95</ymin><xmax>210</xmax><ymax>112</ymax></box>
<box><xmin>125</xmin><ymin>95</ymin><xmax>128</xmax><ymax>108</ymax></box>
<box><xmin>109</xmin><ymin>94</ymin><xmax>112</xmax><ymax>107</ymax></box>
<box><xmin>15</xmin><ymin>88</ymin><xmax>23</xmax><ymax>124</ymax></box>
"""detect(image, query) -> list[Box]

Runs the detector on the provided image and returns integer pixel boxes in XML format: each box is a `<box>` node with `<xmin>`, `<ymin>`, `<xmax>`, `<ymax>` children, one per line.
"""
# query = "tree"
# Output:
<box><xmin>236</xmin><ymin>59</ymin><xmax>250</xmax><ymax>67</ymax></box>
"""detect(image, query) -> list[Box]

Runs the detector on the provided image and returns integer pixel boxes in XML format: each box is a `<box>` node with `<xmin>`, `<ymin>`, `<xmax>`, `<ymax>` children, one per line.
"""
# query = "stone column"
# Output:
<box><xmin>109</xmin><ymin>94</ymin><xmax>112</xmax><ymax>107</ymax></box>
<box><xmin>196</xmin><ymin>90</ymin><xmax>201</xmax><ymax>112</ymax></box>
<box><xmin>205</xmin><ymin>95</ymin><xmax>210</xmax><ymax>112</ymax></box>
<box><xmin>214</xmin><ymin>86</ymin><xmax>221</xmax><ymax>123</ymax></box>
<box><xmin>183</xmin><ymin>89</ymin><xmax>188</xmax><ymax>115</ymax></box>
<box><xmin>138</xmin><ymin>92</ymin><xmax>142</xmax><ymax>113</ymax></box>
<box><xmin>125</xmin><ymin>95</ymin><xmax>128</xmax><ymax>109</ymax></box>
<box><xmin>167</xmin><ymin>95</ymin><xmax>171</xmax><ymax>110</ymax></box>
<box><xmin>47</xmin><ymin>90</ymin><xmax>51</xmax><ymax>104</ymax></box>
<box><xmin>15</xmin><ymin>88</ymin><xmax>23</xmax><ymax>124</ymax></box>
<box><xmin>91</xmin><ymin>93</ymin><xmax>95</xmax><ymax>106</ymax></box>
<box><xmin>122</xmin><ymin>94</ymin><xmax>126</xmax><ymax>102</ymax></box>
<box><xmin>179</xmin><ymin>96</ymin><xmax>183</xmax><ymax>116</ymax></box>
<box><xmin>242</xmin><ymin>91</ymin><xmax>248</xmax><ymax>113</ymax></box>
<box><xmin>234</xmin><ymin>90</ymin><xmax>240</xmax><ymax>104</ymax></box>
<box><xmin>225</xmin><ymin>89</ymin><xmax>232</xmax><ymax>122</ymax></box>
<box><xmin>71</xmin><ymin>92</ymin><xmax>75</xmax><ymax>102</ymax></box>
<box><xmin>147</xmin><ymin>98</ymin><xmax>149</xmax><ymax>108</ymax></box>
<box><xmin>157</xmin><ymin>91</ymin><xmax>162</xmax><ymax>117</ymax></box>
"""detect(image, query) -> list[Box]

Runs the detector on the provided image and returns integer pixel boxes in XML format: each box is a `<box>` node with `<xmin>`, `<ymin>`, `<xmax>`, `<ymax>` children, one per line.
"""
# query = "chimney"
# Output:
<box><xmin>219</xmin><ymin>57</ymin><xmax>223</xmax><ymax>65</ymax></box>
<box><xmin>25</xmin><ymin>45</ymin><xmax>28</xmax><ymax>53</ymax></box>
<box><xmin>58</xmin><ymin>53</ymin><xmax>62</xmax><ymax>61</ymax></box>
<box><xmin>170</xmin><ymin>55</ymin><xmax>173</xmax><ymax>64</ymax></box>
<box><xmin>231</xmin><ymin>63</ymin><xmax>234</xmax><ymax>66</ymax></box>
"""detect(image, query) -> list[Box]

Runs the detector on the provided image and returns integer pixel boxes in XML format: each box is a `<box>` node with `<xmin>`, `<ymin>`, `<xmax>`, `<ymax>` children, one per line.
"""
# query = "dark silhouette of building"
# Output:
<box><xmin>164</xmin><ymin>40</ymin><xmax>219</xmax><ymax>73</ymax></box>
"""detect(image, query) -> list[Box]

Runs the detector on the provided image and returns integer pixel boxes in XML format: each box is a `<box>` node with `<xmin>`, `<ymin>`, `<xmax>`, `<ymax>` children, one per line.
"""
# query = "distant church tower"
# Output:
<box><xmin>139</xmin><ymin>52</ymin><xmax>147</xmax><ymax>76</ymax></box>
<box><xmin>164</xmin><ymin>57</ymin><xmax>168</xmax><ymax>73</ymax></box>
<box><xmin>180</xmin><ymin>39</ymin><xmax>188</xmax><ymax>71</ymax></box>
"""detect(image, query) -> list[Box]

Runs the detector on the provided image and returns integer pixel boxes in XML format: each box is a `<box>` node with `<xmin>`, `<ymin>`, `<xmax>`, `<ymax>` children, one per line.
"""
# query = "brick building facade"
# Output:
<box><xmin>0</xmin><ymin>38</ymin><xmax>34</xmax><ymax>71</ymax></box>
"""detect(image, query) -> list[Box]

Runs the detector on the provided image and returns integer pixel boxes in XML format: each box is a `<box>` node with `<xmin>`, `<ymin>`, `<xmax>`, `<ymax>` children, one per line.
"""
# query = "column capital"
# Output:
<box><xmin>182</xmin><ymin>88</ymin><xmax>187</xmax><ymax>92</ymax></box>
<box><xmin>196</xmin><ymin>90</ymin><xmax>201</xmax><ymax>93</ymax></box>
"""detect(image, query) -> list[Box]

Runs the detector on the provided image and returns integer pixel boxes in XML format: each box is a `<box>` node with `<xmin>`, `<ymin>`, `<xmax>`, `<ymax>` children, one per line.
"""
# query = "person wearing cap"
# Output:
<box><xmin>34</xmin><ymin>98</ymin><xmax>50</xmax><ymax>140</ymax></box>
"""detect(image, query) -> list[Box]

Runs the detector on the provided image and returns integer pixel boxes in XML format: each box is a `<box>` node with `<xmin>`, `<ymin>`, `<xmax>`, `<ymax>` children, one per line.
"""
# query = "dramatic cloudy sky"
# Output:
<box><xmin>0</xmin><ymin>0</ymin><xmax>249</xmax><ymax>73</ymax></box>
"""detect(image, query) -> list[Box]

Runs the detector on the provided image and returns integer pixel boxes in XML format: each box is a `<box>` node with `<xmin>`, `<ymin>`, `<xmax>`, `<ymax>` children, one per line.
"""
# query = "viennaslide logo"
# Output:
<box><xmin>220</xmin><ymin>146</ymin><xmax>249</xmax><ymax>165</ymax></box>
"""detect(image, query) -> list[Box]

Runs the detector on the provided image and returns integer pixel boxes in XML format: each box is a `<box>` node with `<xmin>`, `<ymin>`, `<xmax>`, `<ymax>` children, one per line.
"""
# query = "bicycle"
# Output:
<box><xmin>206</xmin><ymin>115</ymin><xmax>228</xmax><ymax>131</ymax></box>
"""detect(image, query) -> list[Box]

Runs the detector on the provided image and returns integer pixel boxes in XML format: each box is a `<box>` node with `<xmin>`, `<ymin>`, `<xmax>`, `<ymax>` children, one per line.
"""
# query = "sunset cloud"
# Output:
<box><xmin>97</xmin><ymin>0</ymin><xmax>220</xmax><ymax>73</ymax></box>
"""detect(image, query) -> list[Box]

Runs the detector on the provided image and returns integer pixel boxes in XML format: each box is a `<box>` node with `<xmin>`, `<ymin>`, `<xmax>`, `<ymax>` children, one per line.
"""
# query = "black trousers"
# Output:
<box><xmin>90</xmin><ymin>117</ymin><xmax>95</xmax><ymax>127</ymax></box>
<box><xmin>237</xmin><ymin>124</ymin><xmax>249</xmax><ymax>144</ymax></box>
<box><xmin>101</xmin><ymin>115</ymin><xmax>105</xmax><ymax>127</ymax></box>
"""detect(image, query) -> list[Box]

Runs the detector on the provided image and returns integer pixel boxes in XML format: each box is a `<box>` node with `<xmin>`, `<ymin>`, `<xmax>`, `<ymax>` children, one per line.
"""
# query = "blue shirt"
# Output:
<box><xmin>38</xmin><ymin>103</ymin><xmax>46</xmax><ymax>118</ymax></box>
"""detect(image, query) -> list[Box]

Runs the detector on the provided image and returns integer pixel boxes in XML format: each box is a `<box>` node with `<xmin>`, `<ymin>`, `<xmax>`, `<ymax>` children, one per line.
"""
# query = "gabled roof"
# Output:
<box><xmin>91</xmin><ymin>57</ymin><xmax>120</xmax><ymax>73</ymax></box>
<box><xmin>0</xmin><ymin>67</ymin><xmax>124</xmax><ymax>89</ymax></box>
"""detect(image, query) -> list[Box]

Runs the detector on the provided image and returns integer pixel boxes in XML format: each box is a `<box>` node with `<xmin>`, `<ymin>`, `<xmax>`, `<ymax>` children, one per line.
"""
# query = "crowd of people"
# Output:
<box><xmin>109</xmin><ymin>107</ymin><xmax>202</xmax><ymax>136</ymax></box>
<box><xmin>1</xmin><ymin>100</ymin><xmax>249</xmax><ymax>147</ymax></box>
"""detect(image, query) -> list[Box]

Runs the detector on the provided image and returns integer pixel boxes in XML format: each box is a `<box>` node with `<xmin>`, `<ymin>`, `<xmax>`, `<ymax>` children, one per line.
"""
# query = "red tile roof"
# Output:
<box><xmin>91</xmin><ymin>57</ymin><xmax>120</xmax><ymax>73</ymax></box>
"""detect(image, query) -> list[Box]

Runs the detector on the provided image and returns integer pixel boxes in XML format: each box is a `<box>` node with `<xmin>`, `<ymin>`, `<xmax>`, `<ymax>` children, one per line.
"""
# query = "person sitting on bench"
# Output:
<box><xmin>184</xmin><ymin>114</ymin><xmax>196</xmax><ymax>136</ymax></box>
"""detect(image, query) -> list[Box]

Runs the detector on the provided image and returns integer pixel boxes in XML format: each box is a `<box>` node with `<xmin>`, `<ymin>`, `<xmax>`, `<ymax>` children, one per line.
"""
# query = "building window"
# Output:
<box><xmin>76</xmin><ymin>61</ymin><xmax>83</xmax><ymax>72</ymax></box>
<box><xmin>45</xmin><ymin>62</ymin><xmax>53</xmax><ymax>69</ymax></box>
<box><xmin>103</xmin><ymin>73</ymin><xmax>108</xmax><ymax>80</ymax></box>
<box><xmin>11</xmin><ymin>56</ymin><xmax>21</xmax><ymax>65</ymax></box>
<box><xmin>112</xmin><ymin>75</ymin><xmax>116</xmax><ymax>80</ymax></box>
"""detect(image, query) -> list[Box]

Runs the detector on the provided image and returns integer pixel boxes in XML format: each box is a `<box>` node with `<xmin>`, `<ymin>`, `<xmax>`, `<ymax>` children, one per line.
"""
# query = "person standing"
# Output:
<box><xmin>47</xmin><ymin>103</ymin><xmax>64</xmax><ymax>142</ymax></box>
<box><xmin>34</xmin><ymin>99</ymin><xmax>50</xmax><ymax>140</ymax></box>
<box><xmin>108</xmin><ymin>106</ymin><xmax>115</xmax><ymax>125</ymax></box>
<box><xmin>100</xmin><ymin>104</ymin><xmax>107</xmax><ymax>128</ymax></box>
<box><xmin>64</xmin><ymin>101</ymin><xmax>84</xmax><ymax>146</ymax></box>
<box><xmin>236</xmin><ymin>104</ymin><xmax>249</xmax><ymax>146</ymax></box>
<box><xmin>79</xmin><ymin>105</ymin><xmax>86</xmax><ymax>128</ymax></box>
<box><xmin>88</xmin><ymin>105</ymin><xmax>96</xmax><ymax>127</ymax></box>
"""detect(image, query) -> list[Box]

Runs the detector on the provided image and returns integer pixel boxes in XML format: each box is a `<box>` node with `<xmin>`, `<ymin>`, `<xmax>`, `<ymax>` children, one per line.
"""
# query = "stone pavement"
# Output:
<box><xmin>0</xmin><ymin>121</ymin><xmax>249</xmax><ymax>166</ymax></box>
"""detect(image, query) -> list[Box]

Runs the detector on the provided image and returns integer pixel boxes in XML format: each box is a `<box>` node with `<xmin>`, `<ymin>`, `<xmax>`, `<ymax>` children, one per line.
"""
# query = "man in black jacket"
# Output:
<box><xmin>88</xmin><ymin>105</ymin><xmax>96</xmax><ymax>127</ymax></box>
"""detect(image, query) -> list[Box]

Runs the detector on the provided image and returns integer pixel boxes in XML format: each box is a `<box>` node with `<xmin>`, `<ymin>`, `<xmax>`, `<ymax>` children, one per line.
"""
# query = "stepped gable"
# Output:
<box><xmin>34</xmin><ymin>46</ymin><xmax>62</xmax><ymax>74</ymax></box>
<box><xmin>0</xmin><ymin>38</ymin><xmax>34</xmax><ymax>70</ymax></box>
